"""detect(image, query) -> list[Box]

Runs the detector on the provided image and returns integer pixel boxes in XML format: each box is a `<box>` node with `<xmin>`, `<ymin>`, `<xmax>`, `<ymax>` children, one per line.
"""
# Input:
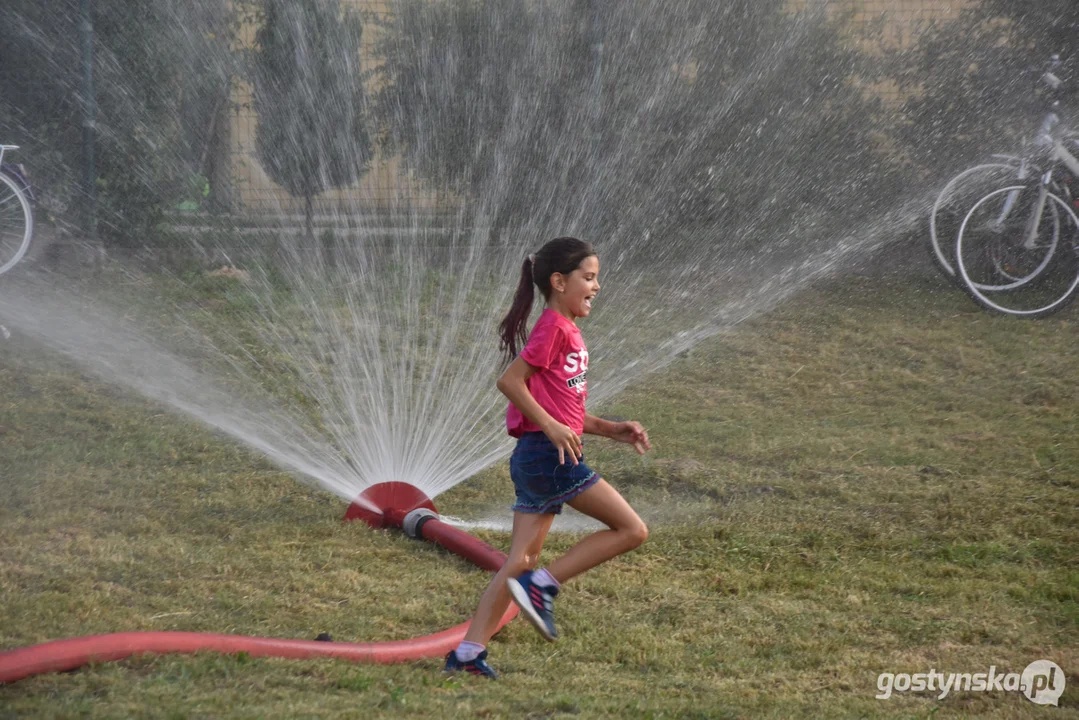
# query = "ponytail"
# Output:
<box><xmin>498</xmin><ymin>237</ymin><xmax>596</xmax><ymax>363</ymax></box>
<box><xmin>498</xmin><ymin>256</ymin><xmax>536</xmax><ymax>361</ymax></box>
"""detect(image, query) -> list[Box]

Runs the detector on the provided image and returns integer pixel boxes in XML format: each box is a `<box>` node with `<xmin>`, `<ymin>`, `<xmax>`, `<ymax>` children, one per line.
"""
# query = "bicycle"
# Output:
<box><xmin>954</xmin><ymin>119</ymin><xmax>1079</xmax><ymax>317</ymax></box>
<box><xmin>0</xmin><ymin>144</ymin><xmax>34</xmax><ymax>277</ymax></box>
<box><xmin>928</xmin><ymin>56</ymin><xmax>1077</xmax><ymax>287</ymax></box>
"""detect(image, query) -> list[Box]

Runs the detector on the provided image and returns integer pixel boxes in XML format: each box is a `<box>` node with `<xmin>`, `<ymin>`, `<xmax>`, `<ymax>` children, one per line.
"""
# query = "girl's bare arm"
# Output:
<box><xmin>585</xmin><ymin>413</ymin><xmax>652</xmax><ymax>454</ymax></box>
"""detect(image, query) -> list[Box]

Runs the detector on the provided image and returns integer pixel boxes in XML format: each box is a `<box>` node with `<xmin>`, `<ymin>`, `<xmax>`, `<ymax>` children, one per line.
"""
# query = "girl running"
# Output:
<box><xmin>444</xmin><ymin>236</ymin><xmax>651</xmax><ymax>679</ymax></box>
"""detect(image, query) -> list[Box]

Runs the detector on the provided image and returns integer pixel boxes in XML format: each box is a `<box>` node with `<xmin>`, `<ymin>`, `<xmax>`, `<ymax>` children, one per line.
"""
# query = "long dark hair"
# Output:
<box><xmin>498</xmin><ymin>236</ymin><xmax>596</xmax><ymax>361</ymax></box>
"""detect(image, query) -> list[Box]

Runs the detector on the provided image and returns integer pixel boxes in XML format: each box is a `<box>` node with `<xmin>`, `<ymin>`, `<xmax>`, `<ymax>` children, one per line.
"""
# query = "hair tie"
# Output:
<box><xmin>528</xmin><ymin>253</ymin><xmax>536</xmax><ymax>264</ymax></box>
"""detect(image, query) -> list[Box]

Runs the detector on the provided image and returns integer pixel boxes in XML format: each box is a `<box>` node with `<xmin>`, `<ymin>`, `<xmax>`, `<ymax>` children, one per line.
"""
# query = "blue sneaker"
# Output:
<box><xmin>507</xmin><ymin>571</ymin><xmax>559</xmax><ymax>641</ymax></box>
<box><xmin>443</xmin><ymin>649</ymin><xmax>499</xmax><ymax>679</ymax></box>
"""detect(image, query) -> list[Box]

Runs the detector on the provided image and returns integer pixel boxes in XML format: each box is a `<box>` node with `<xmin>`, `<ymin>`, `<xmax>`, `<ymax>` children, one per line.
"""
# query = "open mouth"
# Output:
<box><xmin>584</xmin><ymin>295</ymin><xmax>594</xmax><ymax>309</ymax></box>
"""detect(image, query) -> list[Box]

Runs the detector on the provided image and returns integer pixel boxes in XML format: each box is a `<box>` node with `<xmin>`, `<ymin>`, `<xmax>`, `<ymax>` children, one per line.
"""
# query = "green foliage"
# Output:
<box><xmin>250</xmin><ymin>0</ymin><xmax>372</xmax><ymax>237</ymax></box>
<box><xmin>372</xmin><ymin>0</ymin><xmax>903</xmax><ymax>241</ymax></box>
<box><xmin>371</xmin><ymin>0</ymin><xmax>536</xmax><ymax>193</ymax></box>
<box><xmin>597</xmin><ymin>1</ymin><xmax>903</xmax><ymax>235</ymax></box>
<box><xmin>895</xmin><ymin>1</ymin><xmax>1079</xmax><ymax>176</ymax></box>
<box><xmin>0</xmin><ymin>0</ymin><xmax>233</xmax><ymax>246</ymax></box>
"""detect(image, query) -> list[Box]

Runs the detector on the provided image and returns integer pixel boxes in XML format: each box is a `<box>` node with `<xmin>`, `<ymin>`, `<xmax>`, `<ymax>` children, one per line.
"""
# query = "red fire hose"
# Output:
<box><xmin>0</xmin><ymin>483</ymin><xmax>517</xmax><ymax>684</ymax></box>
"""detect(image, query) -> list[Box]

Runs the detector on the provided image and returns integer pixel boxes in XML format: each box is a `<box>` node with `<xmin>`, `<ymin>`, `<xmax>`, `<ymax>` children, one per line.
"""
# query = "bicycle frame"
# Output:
<box><xmin>1019</xmin><ymin>140</ymin><xmax>1079</xmax><ymax>250</ymax></box>
<box><xmin>988</xmin><ymin>110</ymin><xmax>1079</xmax><ymax>250</ymax></box>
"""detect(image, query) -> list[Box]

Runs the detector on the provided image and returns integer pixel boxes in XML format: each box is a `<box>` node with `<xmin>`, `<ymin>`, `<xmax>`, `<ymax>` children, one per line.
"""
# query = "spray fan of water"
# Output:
<box><xmin>0</xmin><ymin>0</ymin><xmax>943</xmax><ymax>507</ymax></box>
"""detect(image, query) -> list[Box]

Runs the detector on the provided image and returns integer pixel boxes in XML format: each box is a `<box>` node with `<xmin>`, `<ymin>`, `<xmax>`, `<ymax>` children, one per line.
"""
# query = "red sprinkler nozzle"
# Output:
<box><xmin>344</xmin><ymin>482</ymin><xmax>438</xmax><ymax>529</ymax></box>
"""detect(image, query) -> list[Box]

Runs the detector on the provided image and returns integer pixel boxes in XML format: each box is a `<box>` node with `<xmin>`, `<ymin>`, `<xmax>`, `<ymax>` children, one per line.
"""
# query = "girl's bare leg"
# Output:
<box><xmin>545</xmin><ymin>479</ymin><xmax>647</xmax><ymax>584</ymax></box>
<box><xmin>462</xmin><ymin>511</ymin><xmax>555</xmax><ymax>644</ymax></box>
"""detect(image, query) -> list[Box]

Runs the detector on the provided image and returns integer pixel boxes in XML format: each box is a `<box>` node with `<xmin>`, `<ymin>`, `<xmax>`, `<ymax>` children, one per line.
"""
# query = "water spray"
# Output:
<box><xmin>0</xmin><ymin>483</ymin><xmax>516</xmax><ymax>684</ymax></box>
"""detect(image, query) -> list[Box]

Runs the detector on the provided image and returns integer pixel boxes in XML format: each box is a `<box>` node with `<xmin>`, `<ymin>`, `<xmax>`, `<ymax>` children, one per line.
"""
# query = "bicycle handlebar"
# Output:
<box><xmin>1038</xmin><ymin>54</ymin><xmax>1071</xmax><ymax>94</ymax></box>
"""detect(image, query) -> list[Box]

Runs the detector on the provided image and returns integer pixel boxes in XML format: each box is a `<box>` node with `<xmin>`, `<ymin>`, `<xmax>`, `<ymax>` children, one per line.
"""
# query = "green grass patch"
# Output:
<box><xmin>1</xmin><ymin>272</ymin><xmax>1077</xmax><ymax>718</ymax></box>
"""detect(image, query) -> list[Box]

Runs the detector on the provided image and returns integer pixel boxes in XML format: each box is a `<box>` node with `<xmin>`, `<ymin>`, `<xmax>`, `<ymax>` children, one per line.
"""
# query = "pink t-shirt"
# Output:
<box><xmin>506</xmin><ymin>308</ymin><xmax>589</xmax><ymax>438</ymax></box>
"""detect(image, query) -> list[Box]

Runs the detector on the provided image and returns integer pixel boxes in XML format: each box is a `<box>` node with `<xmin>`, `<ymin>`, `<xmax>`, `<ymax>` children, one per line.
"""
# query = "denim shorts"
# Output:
<box><xmin>510</xmin><ymin>432</ymin><xmax>600</xmax><ymax>515</ymax></box>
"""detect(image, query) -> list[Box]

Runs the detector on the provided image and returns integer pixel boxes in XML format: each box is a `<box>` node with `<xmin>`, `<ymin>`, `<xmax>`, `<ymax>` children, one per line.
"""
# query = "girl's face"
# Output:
<box><xmin>551</xmin><ymin>255</ymin><xmax>600</xmax><ymax>320</ymax></box>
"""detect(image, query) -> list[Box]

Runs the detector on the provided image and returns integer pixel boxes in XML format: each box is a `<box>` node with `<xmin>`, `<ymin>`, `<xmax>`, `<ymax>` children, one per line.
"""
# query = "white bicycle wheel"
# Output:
<box><xmin>956</xmin><ymin>185</ymin><xmax>1079</xmax><ymax>317</ymax></box>
<box><xmin>923</xmin><ymin>161</ymin><xmax>1022</xmax><ymax>280</ymax></box>
<box><xmin>966</xmin><ymin>185</ymin><xmax>1060</xmax><ymax>292</ymax></box>
<box><xmin>929</xmin><ymin>161</ymin><xmax>1025</xmax><ymax>280</ymax></box>
<box><xmin>0</xmin><ymin>171</ymin><xmax>33</xmax><ymax>276</ymax></box>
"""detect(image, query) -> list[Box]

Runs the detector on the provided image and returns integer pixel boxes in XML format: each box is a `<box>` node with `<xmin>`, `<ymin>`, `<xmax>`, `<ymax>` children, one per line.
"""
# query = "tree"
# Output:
<box><xmin>371</xmin><ymin>0</ymin><xmax>535</xmax><ymax>194</ymax></box>
<box><xmin>250</xmin><ymin>0</ymin><xmax>372</xmax><ymax>239</ymax></box>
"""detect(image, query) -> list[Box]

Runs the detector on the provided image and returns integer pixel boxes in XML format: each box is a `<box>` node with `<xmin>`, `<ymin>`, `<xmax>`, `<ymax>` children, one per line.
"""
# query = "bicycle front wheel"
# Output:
<box><xmin>956</xmin><ymin>184</ymin><xmax>1079</xmax><ymax>317</ymax></box>
<box><xmin>929</xmin><ymin>162</ymin><xmax>1023</xmax><ymax>282</ymax></box>
<box><xmin>0</xmin><ymin>170</ymin><xmax>33</xmax><ymax>276</ymax></box>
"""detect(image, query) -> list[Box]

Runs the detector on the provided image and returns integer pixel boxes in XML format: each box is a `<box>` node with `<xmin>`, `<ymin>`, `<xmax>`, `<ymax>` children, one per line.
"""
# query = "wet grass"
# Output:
<box><xmin>1</xmin><ymin>270</ymin><xmax>1077</xmax><ymax>718</ymax></box>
